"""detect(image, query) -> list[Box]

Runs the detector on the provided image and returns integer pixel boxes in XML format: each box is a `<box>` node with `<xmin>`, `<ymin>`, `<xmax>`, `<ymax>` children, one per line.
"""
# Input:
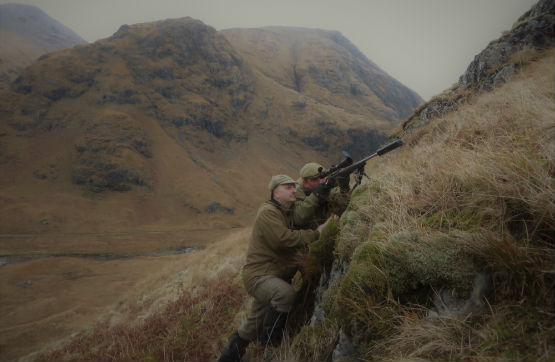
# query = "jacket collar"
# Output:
<box><xmin>268</xmin><ymin>198</ymin><xmax>292</xmax><ymax>215</ymax></box>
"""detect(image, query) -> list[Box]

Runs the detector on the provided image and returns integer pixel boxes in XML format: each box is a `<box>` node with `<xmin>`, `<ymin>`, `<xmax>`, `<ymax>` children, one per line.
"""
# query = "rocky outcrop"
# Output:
<box><xmin>401</xmin><ymin>0</ymin><xmax>554</xmax><ymax>135</ymax></box>
<box><xmin>72</xmin><ymin>112</ymin><xmax>152</xmax><ymax>192</ymax></box>
<box><xmin>459</xmin><ymin>0</ymin><xmax>555</xmax><ymax>90</ymax></box>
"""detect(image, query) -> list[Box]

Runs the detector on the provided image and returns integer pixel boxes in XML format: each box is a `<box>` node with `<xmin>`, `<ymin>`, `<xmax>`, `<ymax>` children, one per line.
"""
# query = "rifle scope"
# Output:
<box><xmin>318</xmin><ymin>150</ymin><xmax>353</xmax><ymax>178</ymax></box>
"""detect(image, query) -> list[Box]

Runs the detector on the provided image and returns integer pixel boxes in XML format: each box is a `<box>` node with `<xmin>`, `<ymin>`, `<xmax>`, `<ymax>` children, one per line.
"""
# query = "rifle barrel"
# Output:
<box><xmin>376</xmin><ymin>138</ymin><xmax>404</xmax><ymax>156</ymax></box>
<box><xmin>333</xmin><ymin>139</ymin><xmax>403</xmax><ymax>177</ymax></box>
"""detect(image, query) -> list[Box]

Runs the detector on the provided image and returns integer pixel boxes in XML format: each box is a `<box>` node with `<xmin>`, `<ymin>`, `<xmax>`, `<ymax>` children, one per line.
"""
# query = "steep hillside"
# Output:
<box><xmin>0</xmin><ymin>3</ymin><xmax>86</xmax><ymax>91</ymax></box>
<box><xmin>0</xmin><ymin>17</ymin><xmax>421</xmax><ymax>235</ymax></box>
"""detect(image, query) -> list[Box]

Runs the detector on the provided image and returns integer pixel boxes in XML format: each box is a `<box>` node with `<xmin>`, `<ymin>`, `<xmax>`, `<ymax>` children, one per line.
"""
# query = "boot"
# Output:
<box><xmin>217</xmin><ymin>331</ymin><xmax>249</xmax><ymax>362</ymax></box>
<box><xmin>260</xmin><ymin>306</ymin><xmax>288</xmax><ymax>347</ymax></box>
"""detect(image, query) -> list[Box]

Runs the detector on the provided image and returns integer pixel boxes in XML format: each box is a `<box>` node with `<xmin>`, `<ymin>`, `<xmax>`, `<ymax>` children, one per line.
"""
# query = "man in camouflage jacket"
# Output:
<box><xmin>294</xmin><ymin>162</ymin><xmax>350</xmax><ymax>230</ymax></box>
<box><xmin>217</xmin><ymin>174</ymin><xmax>332</xmax><ymax>362</ymax></box>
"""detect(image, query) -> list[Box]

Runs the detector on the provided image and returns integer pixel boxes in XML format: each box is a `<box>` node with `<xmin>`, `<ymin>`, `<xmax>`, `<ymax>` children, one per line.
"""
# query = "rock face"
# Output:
<box><xmin>0</xmin><ymin>3</ymin><xmax>87</xmax><ymax>91</ymax></box>
<box><xmin>459</xmin><ymin>0</ymin><xmax>555</xmax><ymax>90</ymax></box>
<box><xmin>400</xmin><ymin>0</ymin><xmax>555</xmax><ymax>135</ymax></box>
<box><xmin>0</xmin><ymin>16</ymin><xmax>422</xmax><ymax>233</ymax></box>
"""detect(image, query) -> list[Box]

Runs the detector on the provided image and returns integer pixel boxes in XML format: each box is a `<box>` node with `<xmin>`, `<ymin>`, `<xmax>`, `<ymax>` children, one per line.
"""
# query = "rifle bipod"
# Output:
<box><xmin>352</xmin><ymin>166</ymin><xmax>370</xmax><ymax>190</ymax></box>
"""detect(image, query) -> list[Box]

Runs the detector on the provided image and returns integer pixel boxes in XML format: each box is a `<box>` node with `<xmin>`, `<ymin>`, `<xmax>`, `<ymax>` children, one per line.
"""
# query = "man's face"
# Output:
<box><xmin>273</xmin><ymin>183</ymin><xmax>297</xmax><ymax>204</ymax></box>
<box><xmin>302</xmin><ymin>176</ymin><xmax>326</xmax><ymax>191</ymax></box>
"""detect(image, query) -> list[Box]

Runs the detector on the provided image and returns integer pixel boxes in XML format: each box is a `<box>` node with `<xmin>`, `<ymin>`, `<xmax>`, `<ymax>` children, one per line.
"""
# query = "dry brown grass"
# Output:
<box><xmin>40</xmin><ymin>277</ymin><xmax>245</xmax><ymax>362</ymax></box>
<box><xmin>369</xmin><ymin>49</ymin><xmax>554</xmax><ymax>237</ymax></box>
<box><xmin>35</xmin><ymin>228</ymin><xmax>251</xmax><ymax>361</ymax></box>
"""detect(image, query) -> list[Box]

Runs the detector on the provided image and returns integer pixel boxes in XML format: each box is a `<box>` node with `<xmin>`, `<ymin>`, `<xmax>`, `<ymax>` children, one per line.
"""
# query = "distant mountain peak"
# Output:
<box><xmin>0</xmin><ymin>3</ymin><xmax>86</xmax><ymax>46</ymax></box>
<box><xmin>0</xmin><ymin>3</ymin><xmax>87</xmax><ymax>90</ymax></box>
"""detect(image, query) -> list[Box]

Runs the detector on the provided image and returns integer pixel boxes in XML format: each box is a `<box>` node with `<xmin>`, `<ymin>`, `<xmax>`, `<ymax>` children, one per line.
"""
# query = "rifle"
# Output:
<box><xmin>321</xmin><ymin>139</ymin><xmax>404</xmax><ymax>190</ymax></box>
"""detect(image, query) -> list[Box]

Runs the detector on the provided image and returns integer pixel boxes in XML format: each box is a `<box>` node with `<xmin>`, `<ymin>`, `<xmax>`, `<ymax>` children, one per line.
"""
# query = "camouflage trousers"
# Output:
<box><xmin>237</xmin><ymin>275</ymin><xmax>296</xmax><ymax>342</ymax></box>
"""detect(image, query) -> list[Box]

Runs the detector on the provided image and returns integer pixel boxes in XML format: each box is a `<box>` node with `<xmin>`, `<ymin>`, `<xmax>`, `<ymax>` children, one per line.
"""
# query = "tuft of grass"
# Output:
<box><xmin>290</xmin><ymin>319</ymin><xmax>339</xmax><ymax>362</ymax></box>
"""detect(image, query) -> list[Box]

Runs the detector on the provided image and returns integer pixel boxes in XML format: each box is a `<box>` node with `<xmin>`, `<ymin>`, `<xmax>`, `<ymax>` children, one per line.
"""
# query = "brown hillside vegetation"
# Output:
<box><xmin>0</xmin><ymin>17</ymin><xmax>421</xmax><ymax>237</ymax></box>
<box><xmin>36</xmin><ymin>44</ymin><xmax>554</xmax><ymax>362</ymax></box>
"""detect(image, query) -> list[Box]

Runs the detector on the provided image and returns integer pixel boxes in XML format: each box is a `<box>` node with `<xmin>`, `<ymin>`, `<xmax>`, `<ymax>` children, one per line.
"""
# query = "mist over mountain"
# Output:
<box><xmin>0</xmin><ymin>3</ymin><xmax>87</xmax><ymax>91</ymax></box>
<box><xmin>221</xmin><ymin>26</ymin><xmax>422</xmax><ymax>122</ymax></box>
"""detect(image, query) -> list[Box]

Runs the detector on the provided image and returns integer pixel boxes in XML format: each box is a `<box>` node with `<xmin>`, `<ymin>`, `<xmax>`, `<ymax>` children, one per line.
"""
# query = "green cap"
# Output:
<box><xmin>299</xmin><ymin>162</ymin><xmax>323</xmax><ymax>179</ymax></box>
<box><xmin>268</xmin><ymin>174</ymin><xmax>297</xmax><ymax>191</ymax></box>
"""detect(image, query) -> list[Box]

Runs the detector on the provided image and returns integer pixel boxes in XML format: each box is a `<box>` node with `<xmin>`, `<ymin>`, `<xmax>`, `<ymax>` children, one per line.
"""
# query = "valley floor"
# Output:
<box><xmin>0</xmin><ymin>227</ymin><xmax>250</xmax><ymax>361</ymax></box>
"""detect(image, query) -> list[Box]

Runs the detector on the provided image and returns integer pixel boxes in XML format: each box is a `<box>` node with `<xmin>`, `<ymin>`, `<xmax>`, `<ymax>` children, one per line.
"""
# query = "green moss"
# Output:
<box><xmin>336</xmin><ymin>179</ymin><xmax>391</xmax><ymax>262</ymax></box>
<box><xmin>320</xmin><ymin>277</ymin><xmax>341</xmax><ymax>316</ymax></box>
<box><xmin>330</xmin><ymin>230</ymin><xmax>483</xmax><ymax>347</ymax></box>
<box><xmin>339</xmin><ymin>209</ymin><xmax>360</xmax><ymax>229</ymax></box>
<box><xmin>421</xmin><ymin>204</ymin><xmax>492</xmax><ymax>232</ymax></box>
<box><xmin>340</xmin><ymin>181</ymin><xmax>381</xmax><ymax>217</ymax></box>
<box><xmin>383</xmin><ymin>232</ymin><xmax>479</xmax><ymax>298</ymax></box>
<box><xmin>309</xmin><ymin>218</ymin><xmax>340</xmax><ymax>271</ymax></box>
<box><xmin>333</xmin><ymin>241</ymin><xmax>395</xmax><ymax>340</ymax></box>
<box><xmin>336</xmin><ymin>210</ymin><xmax>370</xmax><ymax>263</ymax></box>
<box><xmin>369</xmin><ymin>222</ymin><xmax>388</xmax><ymax>243</ymax></box>
<box><xmin>335</xmin><ymin>241</ymin><xmax>387</xmax><ymax>314</ymax></box>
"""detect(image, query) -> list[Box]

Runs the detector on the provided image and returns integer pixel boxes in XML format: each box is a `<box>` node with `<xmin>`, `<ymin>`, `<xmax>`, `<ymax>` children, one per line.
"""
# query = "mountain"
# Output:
<box><xmin>221</xmin><ymin>27</ymin><xmax>421</xmax><ymax>122</ymax></box>
<box><xmin>0</xmin><ymin>17</ymin><xmax>421</xmax><ymax>234</ymax></box>
<box><xmin>0</xmin><ymin>3</ymin><xmax>87</xmax><ymax>91</ymax></box>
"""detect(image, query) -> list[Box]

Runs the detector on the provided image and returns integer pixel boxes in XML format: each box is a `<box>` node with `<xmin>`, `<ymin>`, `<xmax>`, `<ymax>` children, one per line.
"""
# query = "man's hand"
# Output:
<box><xmin>337</xmin><ymin>173</ymin><xmax>350</xmax><ymax>192</ymax></box>
<box><xmin>314</xmin><ymin>179</ymin><xmax>334</xmax><ymax>197</ymax></box>
<box><xmin>316</xmin><ymin>214</ymin><xmax>339</xmax><ymax>234</ymax></box>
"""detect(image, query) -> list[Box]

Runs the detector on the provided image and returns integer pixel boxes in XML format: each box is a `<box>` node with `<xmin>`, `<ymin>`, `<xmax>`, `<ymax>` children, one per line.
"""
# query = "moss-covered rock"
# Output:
<box><xmin>309</xmin><ymin>218</ymin><xmax>340</xmax><ymax>272</ymax></box>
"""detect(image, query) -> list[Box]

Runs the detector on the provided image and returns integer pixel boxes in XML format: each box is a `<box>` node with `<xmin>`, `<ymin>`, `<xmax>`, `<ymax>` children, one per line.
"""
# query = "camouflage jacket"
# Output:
<box><xmin>241</xmin><ymin>200</ymin><xmax>319</xmax><ymax>293</ymax></box>
<box><xmin>294</xmin><ymin>181</ymin><xmax>350</xmax><ymax>230</ymax></box>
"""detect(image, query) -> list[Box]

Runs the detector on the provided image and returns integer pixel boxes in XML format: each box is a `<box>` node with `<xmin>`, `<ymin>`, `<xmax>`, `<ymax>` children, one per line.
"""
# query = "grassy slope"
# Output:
<box><xmin>36</xmin><ymin>49</ymin><xmax>553</xmax><ymax>362</ymax></box>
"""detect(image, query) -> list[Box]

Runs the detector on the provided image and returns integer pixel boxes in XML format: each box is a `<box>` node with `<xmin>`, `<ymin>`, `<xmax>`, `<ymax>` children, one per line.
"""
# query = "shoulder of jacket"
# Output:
<box><xmin>258</xmin><ymin>201</ymin><xmax>281</xmax><ymax>216</ymax></box>
<box><xmin>296</xmin><ymin>183</ymin><xmax>308</xmax><ymax>200</ymax></box>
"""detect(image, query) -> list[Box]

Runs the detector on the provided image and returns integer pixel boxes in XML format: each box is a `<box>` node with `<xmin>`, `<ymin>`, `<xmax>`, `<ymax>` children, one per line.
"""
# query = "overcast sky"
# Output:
<box><xmin>1</xmin><ymin>0</ymin><xmax>538</xmax><ymax>100</ymax></box>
